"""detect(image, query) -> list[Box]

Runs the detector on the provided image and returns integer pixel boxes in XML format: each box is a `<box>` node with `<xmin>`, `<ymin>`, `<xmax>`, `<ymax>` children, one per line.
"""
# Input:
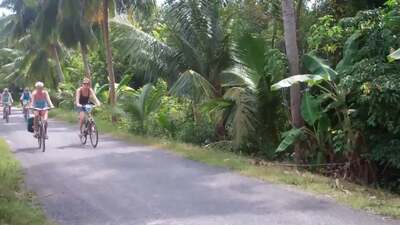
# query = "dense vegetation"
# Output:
<box><xmin>0</xmin><ymin>0</ymin><xmax>399</xmax><ymax>193</ymax></box>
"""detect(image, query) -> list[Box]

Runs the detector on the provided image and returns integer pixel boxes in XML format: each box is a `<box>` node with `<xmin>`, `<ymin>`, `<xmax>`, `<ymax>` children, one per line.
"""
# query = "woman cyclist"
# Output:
<box><xmin>20</xmin><ymin>87</ymin><xmax>32</xmax><ymax>118</ymax></box>
<box><xmin>31</xmin><ymin>82</ymin><xmax>54</xmax><ymax>138</ymax></box>
<box><xmin>20</xmin><ymin>87</ymin><xmax>32</xmax><ymax>105</ymax></box>
<box><xmin>1</xmin><ymin>88</ymin><xmax>13</xmax><ymax>119</ymax></box>
<box><xmin>75</xmin><ymin>78</ymin><xmax>101</xmax><ymax>136</ymax></box>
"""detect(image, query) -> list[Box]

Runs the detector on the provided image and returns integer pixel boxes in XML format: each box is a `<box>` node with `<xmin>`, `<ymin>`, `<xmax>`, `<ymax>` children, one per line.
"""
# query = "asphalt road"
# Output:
<box><xmin>0</xmin><ymin>108</ymin><xmax>398</xmax><ymax>225</ymax></box>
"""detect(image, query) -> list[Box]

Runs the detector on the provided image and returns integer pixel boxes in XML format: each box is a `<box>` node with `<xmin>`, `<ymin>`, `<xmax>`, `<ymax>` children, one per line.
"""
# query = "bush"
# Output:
<box><xmin>177</xmin><ymin>119</ymin><xmax>215</xmax><ymax>145</ymax></box>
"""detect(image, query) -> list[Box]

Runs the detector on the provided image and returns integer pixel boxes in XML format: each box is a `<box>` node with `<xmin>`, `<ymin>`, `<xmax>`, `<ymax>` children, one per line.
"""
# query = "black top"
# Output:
<box><xmin>79</xmin><ymin>89</ymin><xmax>90</xmax><ymax>105</ymax></box>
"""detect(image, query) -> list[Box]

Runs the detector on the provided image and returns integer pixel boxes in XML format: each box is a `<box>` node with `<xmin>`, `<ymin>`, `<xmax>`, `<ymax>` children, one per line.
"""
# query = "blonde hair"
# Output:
<box><xmin>35</xmin><ymin>81</ymin><xmax>44</xmax><ymax>88</ymax></box>
<box><xmin>82</xmin><ymin>78</ymin><xmax>90</xmax><ymax>84</ymax></box>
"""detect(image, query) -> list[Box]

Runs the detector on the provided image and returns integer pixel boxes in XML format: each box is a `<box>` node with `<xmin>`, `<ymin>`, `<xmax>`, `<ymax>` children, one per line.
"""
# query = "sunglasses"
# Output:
<box><xmin>83</xmin><ymin>83</ymin><xmax>89</xmax><ymax>85</ymax></box>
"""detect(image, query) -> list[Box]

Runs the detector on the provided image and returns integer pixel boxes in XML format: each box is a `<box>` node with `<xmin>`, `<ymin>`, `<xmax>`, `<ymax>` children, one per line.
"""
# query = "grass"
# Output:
<box><xmin>49</xmin><ymin>108</ymin><xmax>400</xmax><ymax>219</ymax></box>
<box><xmin>0</xmin><ymin>139</ymin><xmax>54</xmax><ymax>225</ymax></box>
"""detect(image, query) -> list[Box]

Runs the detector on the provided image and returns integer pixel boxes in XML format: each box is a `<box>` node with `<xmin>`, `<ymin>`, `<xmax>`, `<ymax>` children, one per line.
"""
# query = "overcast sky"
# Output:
<box><xmin>0</xmin><ymin>0</ymin><xmax>317</xmax><ymax>17</ymax></box>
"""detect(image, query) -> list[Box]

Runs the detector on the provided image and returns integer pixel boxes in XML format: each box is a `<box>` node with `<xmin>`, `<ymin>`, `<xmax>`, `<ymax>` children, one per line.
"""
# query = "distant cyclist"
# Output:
<box><xmin>1</xmin><ymin>88</ymin><xmax>13</xmax><ymax>119</ymax></box>
<box><xmin>75</xmin><ymin>78</ymin><xmax>101</xmax><ymax>136</ymax></box>
<box><xmin>31</xmin><ymin>82</ymin><xmax>54</xmax><ymax>138</ymax></box>
<box><xmin>20</xmin><ymin>87</ymin><xmax>32</xmax><ymax>107</ymax></box>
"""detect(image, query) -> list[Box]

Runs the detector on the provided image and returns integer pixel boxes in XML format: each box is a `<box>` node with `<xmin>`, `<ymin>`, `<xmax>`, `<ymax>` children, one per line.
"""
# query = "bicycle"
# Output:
<box><xmin>22</xmin><ymin>100</ymin><xmax>30</xmax><ymax>121</ymax></box>
<box><xmin>31</xmin><ymin>107</ymin><xmax>51</xmax><ymax>152</ymax></box>
<box><xmin>2</xmin><ymin>104</ymin><xmax>10</xmax><ymax>123</ymax></box>
<box><xmin>80</xmin><ymin>105</ymin><xmax>98</xmax><ymax>148</ymax></box>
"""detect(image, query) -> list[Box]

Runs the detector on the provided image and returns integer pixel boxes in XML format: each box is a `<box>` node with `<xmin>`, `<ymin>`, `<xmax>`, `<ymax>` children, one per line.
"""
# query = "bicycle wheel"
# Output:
<box><xmin>38</xmin><ymin>123</ymin><xmax>42</xmax><ymax>149</ymax></box>
<box><xmin>80</xmin><ymin>122</ymin><xmax>88</xmax><ymax>145</ymax></box>
<box><xmin>24</xmin><ymin>108</ymin><xmax>29</xmax><ymax>121</ymax></box>
<box><xmin>89</xmin><ymin>122</ymin><xmax>98</xmax><ymax>148</ymax></box>
<box><xmin>42</xmin><ymin>123</ymin><xmax>46</xmax><ymax>152</ymax></box>
<box><xmin>5</xmin><ymin>108</ymin><xmax>9</xmax><ymax>123</ymax></box>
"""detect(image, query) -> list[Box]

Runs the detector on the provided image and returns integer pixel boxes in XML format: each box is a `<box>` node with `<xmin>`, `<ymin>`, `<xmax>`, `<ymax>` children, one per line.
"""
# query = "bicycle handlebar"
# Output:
<box><xmin>29</xmin><ymin>107</ymin><xmax>53</xmax><ymax>111</ymax></box>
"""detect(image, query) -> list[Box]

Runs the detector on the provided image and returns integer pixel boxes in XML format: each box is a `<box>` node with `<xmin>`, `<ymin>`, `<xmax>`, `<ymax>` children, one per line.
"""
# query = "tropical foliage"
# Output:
<box><xmin>0</xmin><ymin>0</ymin><xmax>399</xmax><ymax>193</ymax></box>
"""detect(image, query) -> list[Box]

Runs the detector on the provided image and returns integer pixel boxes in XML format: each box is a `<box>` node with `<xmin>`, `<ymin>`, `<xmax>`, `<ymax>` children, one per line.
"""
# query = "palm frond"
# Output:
<box><xmin>169</xmin><ymin>69</ymin><xmax>215</xmax><ymax>104</ymax></box>
<box><xmin>111</xmin><ymin>14</ymin><xmax>181</xmax><ymax>81</ymax></box>
<box><xmin>223</xmin><ymin>87</ymin><xmax>257</xmax><ymax>149</ymax></box>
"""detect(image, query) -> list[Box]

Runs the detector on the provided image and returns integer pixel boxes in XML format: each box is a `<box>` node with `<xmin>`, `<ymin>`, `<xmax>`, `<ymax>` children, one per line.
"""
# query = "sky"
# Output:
<box><xmin>0</xmin><ymin>0</ymin><xmax>318</xmax><ymax>17</ymax></box>
<box><xmin>0</xmin><ymin>7</ymin><xmax>11</xmax><ymax>16</ymax></box>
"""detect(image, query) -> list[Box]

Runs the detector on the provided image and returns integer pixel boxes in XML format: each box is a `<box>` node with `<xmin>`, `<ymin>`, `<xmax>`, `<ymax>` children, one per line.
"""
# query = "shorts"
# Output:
<box><xmin>76</xmin><ymin>106</ymin><xmax>86</xmax><ymax>113</ymax></box>
<box><xmin>33</xmin><ymin>100</ymin><xmax>48</xmax><ymax>109</ymax></box>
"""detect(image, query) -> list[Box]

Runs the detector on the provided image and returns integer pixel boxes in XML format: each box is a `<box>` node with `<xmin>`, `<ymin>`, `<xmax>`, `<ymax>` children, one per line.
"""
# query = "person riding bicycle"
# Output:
<box><xmin>31</xmin><ymin>82</ymin><xmax>54</xmax><ymax>138</ymax></box>
<box><xmin>20</xmin><ymin>87</ymin><xmax>32</xmax><ymax>109</ymax></box>
<box><xmin>75</xmin><ymin>78</ymin><xmax>101</xmax><ymax>136</ymax></box>
<box><xmin>1</xmin><ymin>88</ymin><xmax>13</xmax><ymax>119</ymax></box>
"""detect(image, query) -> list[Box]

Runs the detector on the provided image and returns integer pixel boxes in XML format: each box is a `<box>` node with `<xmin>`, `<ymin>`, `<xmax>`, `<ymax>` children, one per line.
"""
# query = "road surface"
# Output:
<box><xmin>0</xmin><ymin>108</ymin><xmax>398</xmax><ymax>225</ymax></box>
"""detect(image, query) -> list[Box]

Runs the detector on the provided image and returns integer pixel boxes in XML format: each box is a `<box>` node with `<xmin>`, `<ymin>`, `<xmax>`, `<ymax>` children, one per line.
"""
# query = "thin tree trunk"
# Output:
<box><xmin>51</xmin><ymin>44</ymin><xmax>65</xmax><ymax>85</ymax></box>
<box><xmin>271</xmin><ymin>19</ymin><xmax>277</xmax><ymax>48</ymax></box>
<box><xmin>281</xmin><ymin>0</ymin><xmax>305</xmax><ymax>163</ymax></box>
<box><xmin>80</xmin><ymin>43</ymin><xmax>91</xmax><ymax>79</ymax></box>
<box><xmin>102</xmin><ymin>0</ymin><xmax>117</xmax><ymax>122</ymax></box>
<box><xmin>296</xmin><ymin>0</ymin><xmax>303</xmax><ymax>56</ymax></box>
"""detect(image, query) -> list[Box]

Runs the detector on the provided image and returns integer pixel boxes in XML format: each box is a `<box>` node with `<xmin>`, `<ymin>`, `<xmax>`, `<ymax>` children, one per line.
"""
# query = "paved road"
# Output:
<box><xmin>0</xmin><ymin>108</ymin><xmax>398</xmax><ymax>225</ymax></box>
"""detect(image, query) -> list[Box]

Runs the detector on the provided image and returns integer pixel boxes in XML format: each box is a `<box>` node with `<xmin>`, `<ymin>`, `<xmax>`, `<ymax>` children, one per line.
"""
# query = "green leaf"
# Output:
<box><xmin>301</xmin><ymin>92</ymin><xmax>322</xmax><ymax>126</ymax></box>
<box><xmin>271</xmin><ymin>74</ymin><xmax>327</xmax><ymax>91</ymax></box>
<box><xmin>276</xmin><ymin>128</ymin><xmax>303</xmax><ymax>153</ymax></box>
<box><xmin>317</xmin><ymin>114</ymin><xmax>330</xmax><ymax>134</ymax></box>
<box><xmin>303</xmin><ymin>54</ymin><xmax>337</xmax><ymax>79</ymax></box>
<box><xmin>169</xmin><ymin>70</ymin><xmax>215</xmax><ymax>103</ymax></box>
<box><xmin>336</xmin><ymin>32</ymin><xmax>361</xmax><ymax>71</ymax></box>
<box><xmin>388</xmin><ymin>48</ymin><xmax>400</xmax><ymax>62</ymax></box>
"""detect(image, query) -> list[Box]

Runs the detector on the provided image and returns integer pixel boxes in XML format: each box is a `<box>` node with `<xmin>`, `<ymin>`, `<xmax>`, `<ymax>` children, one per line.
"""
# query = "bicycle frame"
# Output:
<box><xmin>3</xmin><ymin>104</ymin><xmax>10</xmax><ymax>122</ymax></box>
<box><xmin>80</xmin><ymin>105</ymin><xmax>98</xmax><ymax>148</ymax></box>
<box><xmin>31</xmin><ymin>107</ymin><xmax>51</xmax><ymax>152</ymax></box>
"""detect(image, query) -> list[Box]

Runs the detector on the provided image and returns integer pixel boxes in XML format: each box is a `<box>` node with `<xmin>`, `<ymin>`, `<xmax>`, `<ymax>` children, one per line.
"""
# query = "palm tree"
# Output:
<box><xmin>112</xmin><ymin>0</ymin><xmax>233</xmax><ymax>93</ymax></box>
<box><xmin>112</xmin><ymin>3</ymin><xmax>278</xmax><ymax>148</ymax></box>
<box><xmin>112</xmin><ymin>0</ymin><xmax>234</xmax><ymax>135</ymax></box>
<box><xmin>57</xmin><ymin>0</ymin><xmax>96</xmax><ymax>79</ymax></box>
<box><xmin>0</xmin><ymin>0</ymin><xmax>65</xmax><ymax>86</ymax></box>
<box><xmin>32</xmin><ymin>0</ymin><xmax>65</xmax><ymax>84</ymax></box>
<box><xmin>281</xmin><ymin>0</ymin><xmax>305</xmax><ymax>162</ymax></box>
<box><xmin>125</xmin><ymin>83</ymin><xmax>162</xmax><ymax>133</ymax></box>
<box><xmin>102</xmin><ymin>0</ymin><xmax>117</xmax><ymax>111</ymax></box>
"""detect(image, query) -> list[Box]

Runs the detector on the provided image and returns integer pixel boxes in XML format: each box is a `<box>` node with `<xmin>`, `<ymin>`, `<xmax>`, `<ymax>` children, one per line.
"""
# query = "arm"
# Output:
<box><xmin>45</xmin><ymin>91</ymin><xmax>54</xmax><ymax>108</ymax></box>
<box><xmin>89</xmin><ymin>89</ymin><xmax>101</xmax><ymax>107</ymax></box>
<box><xmin>29</xmin><ymin>91</ymin><xmax>35</xmax><ymax>107</ymax></box>
<box><xmin>75</xmin><ymin>88</ymin><xmax>82</xmax><ymax>107</ymax></box>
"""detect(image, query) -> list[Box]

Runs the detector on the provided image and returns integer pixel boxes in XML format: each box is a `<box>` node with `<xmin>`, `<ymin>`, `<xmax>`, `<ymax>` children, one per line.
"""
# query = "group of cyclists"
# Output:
<box><xmin>0</xmin><ymin>78</ymin><xmax>101</xmax><ymax>141</ymax></box>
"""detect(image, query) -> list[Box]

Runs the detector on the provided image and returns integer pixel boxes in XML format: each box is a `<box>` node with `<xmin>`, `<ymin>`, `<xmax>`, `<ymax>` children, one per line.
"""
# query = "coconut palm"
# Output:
<box><xmin>112</xmin><ymin>1</ymin><xmax>284</xmax><ymax>148</ymax></box>
<box><xmin>0</xmin><ymin>0</ymin><xmax>65</xmax><ymax>86</ymax></box>
<box><xmin>57</xmin><ymin>0</ymin><xmax>96</xmax><ymax>79</ymax></box>
<box><xmin>112</xmin><ymin>0</ymin><xmax>233</xmax><ymax>95</ymax></box>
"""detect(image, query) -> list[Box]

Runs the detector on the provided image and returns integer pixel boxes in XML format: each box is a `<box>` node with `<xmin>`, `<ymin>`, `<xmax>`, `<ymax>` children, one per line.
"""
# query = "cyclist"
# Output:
<box><xmin>75</xmin><ymin>78</ymin><xmax>101</xmax><ymax>136</ymax></box>
<box><xmin>1</xmin><ymin>88</ymin><xmax>13</xmax><ymax>119</ymax></box>
<box><xmin>20</xmin><ymin>87</ymin><xmax>32</xmax><ymax>114</ymax></box>
<box><xmin>31</xmin><ymin>82</ymin><xmax>54</xmax><ymax>138</ymax></box>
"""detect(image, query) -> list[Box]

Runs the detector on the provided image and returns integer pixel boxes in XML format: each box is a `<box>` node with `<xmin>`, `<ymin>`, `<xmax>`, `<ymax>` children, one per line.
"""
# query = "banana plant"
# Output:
<box><xmin>272</xmin><ymin>54</ymin><xmax>354</xmax><ymax>157</ymax></box>
<box><xmin>388</xmin><ymin>48</ymin><xmax>400</xmax><ymax>62</ymax></box>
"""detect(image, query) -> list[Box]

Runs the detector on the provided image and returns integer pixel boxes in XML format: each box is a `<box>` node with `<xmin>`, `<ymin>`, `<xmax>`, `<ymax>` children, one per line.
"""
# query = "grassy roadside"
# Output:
<box><xmin>49</xmin><ymin>108</ymin><xmax>400</xmax><ymax>219</ymax></box>
<box><xmin>0</xmin><ymin>139</ymin><xmax>54</xmax><ymax>225</ymax></box>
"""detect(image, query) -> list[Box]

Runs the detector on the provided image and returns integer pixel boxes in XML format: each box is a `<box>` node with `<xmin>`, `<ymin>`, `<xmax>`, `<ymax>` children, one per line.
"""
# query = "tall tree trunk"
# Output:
<box><xmin>102</xmin><ymin>0</ymin><xmax>117</xmax><ymax>122</ymax></box>
<box><xmin>271</xmin><ymin>19</ymin><xmax>277</xmax><ymax>48</ymax></box>
<box><xmin>80</xmin><ymin>43</ymin><xmax>91</xmax><ymax>79</ymax></box>
<box><xmin>281</xmin><ymin>0</ymin><xmax>305</xmax><ymax>163</ymax></box>
<box><xmin>296</xmin><ymin>0</ymin><xmax>303</xmax><ymax>56</ymax></box>
<box><xmin>51</xmin><ymin>44</ymin><xmax>65</xmax><ymax>85</ymax></box>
